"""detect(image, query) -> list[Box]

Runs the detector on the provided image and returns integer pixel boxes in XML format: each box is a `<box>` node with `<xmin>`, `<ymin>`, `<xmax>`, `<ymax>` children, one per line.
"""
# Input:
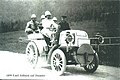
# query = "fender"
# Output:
<box><xmin>32</xmin><ymin>40</ymin><xmax>47</xmax><ymax>56</ymax></box>
<box><xmin>47</xmin><ymin>44</ymin><xmax>59</xmax><ymax>64</ymax></box>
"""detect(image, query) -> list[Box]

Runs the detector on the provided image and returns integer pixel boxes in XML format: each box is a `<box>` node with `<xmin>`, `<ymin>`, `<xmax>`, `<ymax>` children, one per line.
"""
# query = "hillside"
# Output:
<box><xmin>0</xmin><ymin>0</ymin><xmax>119</xmax><ymax>37</ymax></box>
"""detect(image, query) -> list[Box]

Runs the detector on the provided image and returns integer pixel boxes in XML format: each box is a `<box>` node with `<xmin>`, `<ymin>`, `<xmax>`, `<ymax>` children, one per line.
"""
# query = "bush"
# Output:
<box><xmin>0</xmin><ymin>20</ymin><xmax>27</xmax><ymax>33</ymax></box>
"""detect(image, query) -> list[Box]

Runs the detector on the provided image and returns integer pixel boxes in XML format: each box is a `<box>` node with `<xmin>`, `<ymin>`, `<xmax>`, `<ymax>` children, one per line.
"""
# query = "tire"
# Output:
<box><xmin>26</xmin><ymin>41</ymin><xmax>38</xmax><ymax>68</ymax></box>
<box><xmin>51</xmin><ymin>49</ymin><xmax>66</xmax><ymax>76</ymax></box>
<box><xmin>84</xmin><ymin>52</ymin><xmax>99</xmax><ymax>73</ymax></box>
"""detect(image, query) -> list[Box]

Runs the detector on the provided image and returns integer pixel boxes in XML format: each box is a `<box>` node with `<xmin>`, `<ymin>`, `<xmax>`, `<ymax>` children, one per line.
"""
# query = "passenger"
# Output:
<box><xmin>39</xmin><ymin>15</ymin><xmax>45</xmax><ymax>30</ymax></box>
<box><xmin>59</xmin><ymin>16</ymin><xmax>70</xmax><ymax>32</ymax></box>
<box><xmin>40</xmin><ymin>15</ymin><xmax>45</xmax><ymax>21</ymax></box>
<box><xmin>50</xmin><ymin>17</ymin><xmax>60</xmax><ymax>44</ymax></box>
<box><xmin>52</xmin><ymin>17</ymin><xmax>58</xmax><ymax>24</ymax></box>
<box><xmin>52</xmin><ymin>17</ymin><xmax>59</xmax><ymax>32</ymax></box>
<box><xmin>25</xmin><ymin>14</ymin><xmax>40</xmax><ymax>34</ymax></box>
<box><xmin>55</xmin><ymin>16</ymin><xmax>71</xmax><ymax>44</ymax></box>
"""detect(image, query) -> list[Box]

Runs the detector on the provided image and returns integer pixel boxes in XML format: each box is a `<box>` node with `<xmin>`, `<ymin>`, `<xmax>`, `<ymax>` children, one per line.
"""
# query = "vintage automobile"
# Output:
<box><xmin>25</xmin><ymin>29</ymin><xmax>101</xmax><ymax>75</ymax></box>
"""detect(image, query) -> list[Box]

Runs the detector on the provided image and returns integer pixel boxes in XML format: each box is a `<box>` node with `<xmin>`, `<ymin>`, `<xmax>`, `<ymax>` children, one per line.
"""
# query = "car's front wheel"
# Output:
<box><xmin>51</xmin><ymin>49</ymin><xmax>66</xmax><ymax>76</ymax></box>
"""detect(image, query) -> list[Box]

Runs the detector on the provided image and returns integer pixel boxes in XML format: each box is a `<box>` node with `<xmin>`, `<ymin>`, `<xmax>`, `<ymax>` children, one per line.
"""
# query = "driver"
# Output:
<box><xmin>41</xmin><ymin>11</ymin><xmax>58</xmax><ymax>45</ymax></box>
<box><xmin>25</xmin><ymin>14</ymin><xmax>40</xmax><ymax>35</ymax></box>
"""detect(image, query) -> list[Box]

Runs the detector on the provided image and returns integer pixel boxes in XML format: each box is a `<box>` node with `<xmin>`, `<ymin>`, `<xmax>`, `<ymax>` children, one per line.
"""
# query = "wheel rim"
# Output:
<box><xmin>26</xmin><ymin>42</ymin><xmax>38</xmax><ymax>68</ymax></box>
<box><xmin>51</xmin><ymin>49</ymin><xmax>66</xmax><ymax>75</ymax></box>
<box><xmin>86</xmin><ymin>62</ymin><xmax>96</xmax><ymax>70</ymax></box>
<box><xmin>53</xmin><ymin>53</ymin><xmax>63</xmax><ymax>71</ymax></box>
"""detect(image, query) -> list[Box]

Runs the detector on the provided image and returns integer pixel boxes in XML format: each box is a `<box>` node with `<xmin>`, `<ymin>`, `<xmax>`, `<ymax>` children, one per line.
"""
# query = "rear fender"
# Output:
<box><xmin>32</xmin><ymin>40</ymin><xmax>47</xmax><ymax>56</ymax></box>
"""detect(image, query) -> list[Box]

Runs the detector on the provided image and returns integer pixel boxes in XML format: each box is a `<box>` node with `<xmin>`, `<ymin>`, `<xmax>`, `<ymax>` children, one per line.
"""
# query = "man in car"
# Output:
<box><xmin>59</xmin><ymin>16</ymin><xmax>70</xmax><ymax>31</ymax></box>
<box><xmin>25</xmin><ymin>14</ymin><xmax>40</xmax><ymax>34</ymax></box>
<box><xmin>41</xmin><ymin>11</ymin><xmax>59</xmax><ymax>45</ymax></box>
<box><xmin>54</xmin><ymin>16</ymin><xmax>71</xmax><ymax>44</ymax></box>
<box><xmin>39</xmin><ymin>15</ymin><xmax>45</xmax><ymax>30</ymax></box>
<box><xmin>52</xmin><ymin>17</ymin><xmax>58</xmax><ymax>24</ymax></box>
<box><xmin>40</xmin><ymin>15</ymin><xmax>45</xmax><ymax>21</ymax></box>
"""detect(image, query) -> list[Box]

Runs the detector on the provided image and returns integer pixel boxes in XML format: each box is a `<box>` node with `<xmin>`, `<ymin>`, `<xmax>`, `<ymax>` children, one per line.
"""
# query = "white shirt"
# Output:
<box><xmin>41</xmin><ymin>18</ymin><xmax>58</xmax><ymax>38</ymax></box>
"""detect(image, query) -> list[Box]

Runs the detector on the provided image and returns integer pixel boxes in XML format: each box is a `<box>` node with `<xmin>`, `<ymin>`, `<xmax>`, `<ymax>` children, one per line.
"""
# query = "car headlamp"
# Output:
<box><xmin>65</xmin><ymin>32</ymin><xmax>74</xmax><ymax>44</ymax></box>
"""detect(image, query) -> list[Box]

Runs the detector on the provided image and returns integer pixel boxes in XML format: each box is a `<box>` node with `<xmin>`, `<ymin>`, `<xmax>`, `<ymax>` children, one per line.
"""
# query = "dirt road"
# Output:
<box><xmin>0</xmin><ymin>51</ymin><xmax>119</xmax><ymax>80</ymax></box>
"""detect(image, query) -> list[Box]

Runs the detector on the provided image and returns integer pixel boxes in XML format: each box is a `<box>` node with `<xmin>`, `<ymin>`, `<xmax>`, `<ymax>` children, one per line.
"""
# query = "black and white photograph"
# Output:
<box><xmin>0</xmin><ymin>0</ymin><xmax>120</xmax><ymax>80</ymax></box>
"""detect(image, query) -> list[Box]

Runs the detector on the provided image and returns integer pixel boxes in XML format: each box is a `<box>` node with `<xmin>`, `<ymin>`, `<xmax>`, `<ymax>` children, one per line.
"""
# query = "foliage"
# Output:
<box><xmin>0</xmin><ymin>0</ymin><xmax>119</xmax><ymax>35</ymax></box>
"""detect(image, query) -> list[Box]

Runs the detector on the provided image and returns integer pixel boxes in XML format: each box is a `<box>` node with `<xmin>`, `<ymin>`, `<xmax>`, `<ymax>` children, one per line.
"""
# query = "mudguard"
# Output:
<box><xmin>47</xmin><ymin>45</ymin><xmax>59</xmax><ymax>64</ymax></box>
<box><xmin>76</xmin><ymin>44</ymin><xmax>95</xmax><ymax>65</ymax></box>
<box><xmin>32</xmin><ymin>40</ymin><xmax>47</xmax><ymax>56</ymax></box>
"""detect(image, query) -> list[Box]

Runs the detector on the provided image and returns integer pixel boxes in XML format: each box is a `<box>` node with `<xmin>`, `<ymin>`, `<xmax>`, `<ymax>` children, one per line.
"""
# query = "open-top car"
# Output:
<box><xmin>25</xmin><ymin>29</ymin><xmax>101</xmax><ymax>75</ymax></box>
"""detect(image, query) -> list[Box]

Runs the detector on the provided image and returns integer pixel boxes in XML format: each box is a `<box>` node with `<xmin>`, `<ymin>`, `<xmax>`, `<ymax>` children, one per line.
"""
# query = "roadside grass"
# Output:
<box><xmin>0</xmin><ymin>30</ymin><xmax>28</xmax><ymax>54</ymax></box>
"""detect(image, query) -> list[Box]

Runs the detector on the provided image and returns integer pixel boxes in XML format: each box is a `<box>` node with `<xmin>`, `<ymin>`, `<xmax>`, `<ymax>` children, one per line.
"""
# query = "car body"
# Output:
<box><xmin>26</xmin><ymin>30</ymin><xmax>99</xmax><ymax>75</ymax></box>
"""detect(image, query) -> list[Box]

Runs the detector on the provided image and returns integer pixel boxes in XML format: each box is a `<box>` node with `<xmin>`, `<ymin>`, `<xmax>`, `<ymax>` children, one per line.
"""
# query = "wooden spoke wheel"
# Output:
<box><xmin>51</xmin><ymin>49</ymin><xmax>66</xmax><ymax>75</ymax></box>
<box><xmin>26</xmin><ymin>42</ymin><xmax>38</xmax><ymax>68</ymax></box>
<box><xmin>84</xmin><ymin>52</ymin><xmax>99</xmax><ymax>73</ymax></box>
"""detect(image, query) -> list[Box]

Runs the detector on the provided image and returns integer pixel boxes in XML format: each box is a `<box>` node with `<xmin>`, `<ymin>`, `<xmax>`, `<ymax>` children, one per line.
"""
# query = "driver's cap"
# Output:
<box><xmin>45</xmin><ymin>11</ymin><xmax>51</xmax><ymax>16</ymax></box>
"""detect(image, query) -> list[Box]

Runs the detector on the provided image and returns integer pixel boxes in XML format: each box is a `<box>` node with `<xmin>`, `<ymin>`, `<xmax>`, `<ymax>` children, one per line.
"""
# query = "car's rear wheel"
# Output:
<box><xmin>51</xmin><ymin>49</ymin><xmax>66</xmax><ymax>75</ymax></box>
<box><xmin>84</xmin><ymin>52</ymin><xmax>99</xmax><ymax>73</ymax></box>
<box><xmin>26</xmin><ymin>41</ymin><xmax>38</xmax><ymax>68</ymax></box>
